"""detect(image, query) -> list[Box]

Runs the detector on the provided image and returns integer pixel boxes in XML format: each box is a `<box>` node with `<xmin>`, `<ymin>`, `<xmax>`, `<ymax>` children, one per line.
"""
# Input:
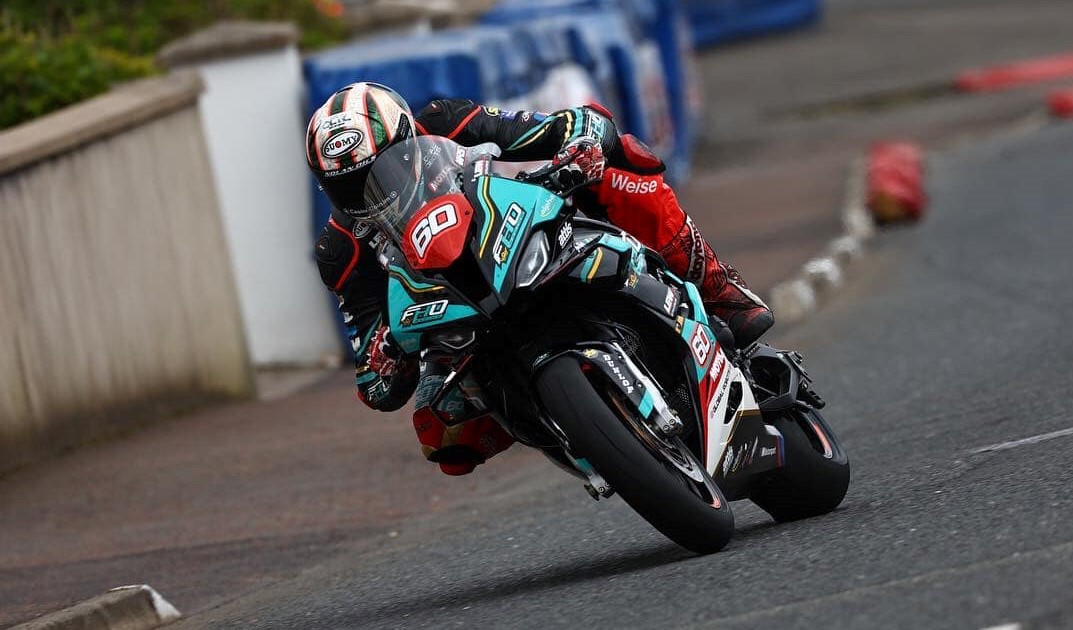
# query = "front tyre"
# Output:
<box><xmin>750</xmin><ymin>409</ymin><xmax>850</xmax><ymax>522</ymax></box>
<box><xmin>535</xmin><ymin>357</ymin><xmax>734</xmax><ymax>554</ymax></box>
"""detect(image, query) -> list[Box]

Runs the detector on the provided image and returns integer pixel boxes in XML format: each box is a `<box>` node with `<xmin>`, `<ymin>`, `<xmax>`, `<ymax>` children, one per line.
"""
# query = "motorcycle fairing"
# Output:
<box><xmin>546</xmin><ymin>227</ymin><xmax>775</xmax><ymax>481</ymax></box>
<box><xmin>570</xmin><ymin>233</ymin><xmax>648</xmax><ymax>286</ymax></box>
<box><xmin>386</xmin><ymin>264</ymin><xmax>482</xmax><ymax>354</ymax></box>
<box><xmin>667</xmin><ymin>277</ymin><xmax>770</xmax><ymax>477</ymax></box>
<box><xmin>401</xmin><ymin>193</ymin><xmax>476</xmax><ymax>271</ymax></box>
<box><xmin>469</xmin><ymin>175</ymin><xmax>565</xmax><ymax>303</ymax></box>
<box><xmin>714</xmin><ymin>415</ymin><xmax>784</xmax><ymax>500</ymax></box>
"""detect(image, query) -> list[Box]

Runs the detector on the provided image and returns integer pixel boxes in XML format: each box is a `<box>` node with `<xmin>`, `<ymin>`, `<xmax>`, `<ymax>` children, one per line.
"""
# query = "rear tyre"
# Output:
<box><xmin>750</xmin><ymin>409</ymin><xmax>850</xmax><ymax>522</ymax></box>
<box><xmin>535</xmin><ymin>357</ymin><xmax>734</xmax><ymax>554</ymax></box>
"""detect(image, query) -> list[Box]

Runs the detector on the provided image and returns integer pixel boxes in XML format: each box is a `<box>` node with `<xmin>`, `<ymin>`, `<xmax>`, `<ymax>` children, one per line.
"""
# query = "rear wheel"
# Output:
<box><xmin>750</xmin><ymin>409</ymin><xmax>850</xmax><ymax>522</ymax></box>
<box><xmin>535</xmin><ymin>357</ymin><xmax>734</xmax><ymax>554</ymax></box>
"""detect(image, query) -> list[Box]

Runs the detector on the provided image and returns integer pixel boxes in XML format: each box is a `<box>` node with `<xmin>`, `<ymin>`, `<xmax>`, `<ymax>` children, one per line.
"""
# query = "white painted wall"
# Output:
<box><xmin>182</xmin><ymin>47</ymin><xmax>341</xmax><ymax>366</ymax></box>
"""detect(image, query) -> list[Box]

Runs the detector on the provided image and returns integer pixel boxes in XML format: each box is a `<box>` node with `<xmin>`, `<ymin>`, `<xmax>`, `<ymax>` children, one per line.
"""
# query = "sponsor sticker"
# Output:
<box><xmin>320</xmin><ymin>112</ymin><xmax>353</xmax><ymax>131</ymax></box>
<box><xmin>401</xmin><ymin>299</ymin><xmax>449</xmax><ymax>326</ymax></box>
<box><xmin>473</xmin><ymin>159</ymin><xmax>490</xmax><ymax>180</ymax></box>
<box><xmin>322</xmin><ymin>130</ymin><xmax>364</xmax><ymax>159</ymax></box>
<box><xmin>601</xmin><ymin>353</ymin><xmax>635</xmax><ymax>394</ymax></box>
<box><xmin>352</xmin><ymin>221</ymin><xmax>373</xmax><ymax>238</ymax></box>
<box><xmin>663</xmin><ymin>287</ymin><xmax>677</xmax><ymax>314</ymax></box>
<box><xmin>690</xmin><ymin>326</ymin><xmax>712</xmax><ymax>366</ymax></box>
<box><xmin>709</xmin><ymin>353</ymin><xmax>727</xmax><ymax>381</ymax></box>
<box><xmin>609</xmin><ymin>172</ymin><xmax>659</xmax><ymax>194</ymax></box>
<box><xmin>557</xmin><ymin>222</ymin><xmax>573</xmax><ymax>248</ymax></box>
<box><xmin>422</xmin><ymin>143</ymin><xmax>443</xmax><ymax>167</ymax></box>
<box><xmin>538</xmin><ymin>197</ymin><xmax>557</xmax><ymax>219</ymax></box>
<box><xmin>409</xmin><ymin>203</ymin><xmax>459</xmax><ymax>259</ymax></box>
<box><xmin>324</xmin><ymin>154</ymin><xmax>376</xmax><ymax>178</ymax></box>
<box><xmin>492</xmin><ymin>202</ymin><xmax>526</xmax><ymax>265</ymax></box>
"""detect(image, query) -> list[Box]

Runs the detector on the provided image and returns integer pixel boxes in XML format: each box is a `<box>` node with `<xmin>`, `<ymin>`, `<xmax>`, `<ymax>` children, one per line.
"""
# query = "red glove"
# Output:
<box><xmin>367</xmin><ymin>325</ymin><xmax>401</xmax><ymax>376</ymax></box>
<box><xmin>550</xmin><ymin>137</ymin><xmax>605</xmax><ymax>192</ymax></box>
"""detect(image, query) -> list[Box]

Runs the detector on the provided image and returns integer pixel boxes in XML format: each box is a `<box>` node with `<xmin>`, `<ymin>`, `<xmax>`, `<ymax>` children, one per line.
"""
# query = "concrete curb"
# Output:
<box><xmin>11</xmin><ymin>585</ymin><xmax>180</xmax><ymax>630</ymax></box>
<box><xmin>766</xmin><ymin>157</ymin><xmax>876</xmax><ymax>325</ymax></box>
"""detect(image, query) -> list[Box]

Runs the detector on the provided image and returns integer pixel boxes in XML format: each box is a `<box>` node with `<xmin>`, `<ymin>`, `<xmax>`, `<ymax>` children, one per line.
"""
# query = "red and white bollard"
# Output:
<box><xmin>866</xmin><ymin>141</ymin><xmax>926</xmax><ymax>224</ymax></box>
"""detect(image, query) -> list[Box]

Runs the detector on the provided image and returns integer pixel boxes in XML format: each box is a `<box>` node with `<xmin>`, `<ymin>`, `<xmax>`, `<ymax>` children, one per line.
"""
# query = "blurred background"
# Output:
<box><xmin>4</xmin><ymin>0</ymin><xmax>1073</xmax><ymax>626</ymax></box>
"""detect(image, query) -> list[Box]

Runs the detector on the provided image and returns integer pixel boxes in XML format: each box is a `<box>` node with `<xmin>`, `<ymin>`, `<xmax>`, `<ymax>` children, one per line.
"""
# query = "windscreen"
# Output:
<box><xmin>364</xmin><ymin>136</ymin><xmax>468</xmax><ymax>246</ymax></box>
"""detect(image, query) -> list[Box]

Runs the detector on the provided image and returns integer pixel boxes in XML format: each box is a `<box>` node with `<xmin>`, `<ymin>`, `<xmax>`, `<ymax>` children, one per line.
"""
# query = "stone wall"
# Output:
<box><xmin>0</xmin><ymin>72</ymin><xmax>253</xmax><ymax>473</ymax></box>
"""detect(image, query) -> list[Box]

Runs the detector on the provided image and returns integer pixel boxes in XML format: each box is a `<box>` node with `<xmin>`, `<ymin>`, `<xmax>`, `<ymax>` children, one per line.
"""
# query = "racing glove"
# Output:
<box><xmin>354</xmin><ymin>323</ymin><xmax>419</xmax><ymax>411</ymax></box>
<box><xmin>367</xmin><ymin>325</ymin><xmax>405</xmax><ymax>377</ymax></box>
<box><xmin>548</xmin><ymin>137</ymin><xmax>606</xmax><ymax>193</ymax></box>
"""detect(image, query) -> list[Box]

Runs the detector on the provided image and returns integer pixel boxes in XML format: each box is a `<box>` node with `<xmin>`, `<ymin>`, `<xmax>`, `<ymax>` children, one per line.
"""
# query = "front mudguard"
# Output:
<box><xmin>533</xmin><ymin>341</ymin><xmax>689</xmax><ymax>436</ymax></box>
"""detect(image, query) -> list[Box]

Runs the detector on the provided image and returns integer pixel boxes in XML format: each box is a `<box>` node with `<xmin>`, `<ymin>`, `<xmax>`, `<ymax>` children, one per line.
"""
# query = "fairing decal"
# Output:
<box><xmin>671</xmin><ymin>278</ymin><xmax>764</xmax><ymax>476</ymax></box>
<box><xmin>714</xmin><ymin>412</ymin><xmax>783</xmax><ymax>500</ymax></box>
<box><xmin>683</xmin><ymin>280</ymin><xmax>707</xmax><ymax>321</ymax></box>
<box><xmin>386</xmin><ymin>266</ymin><xmax>481</xmax><ymax>354</ymax></box>
<box><xmin>387</xmin><ymin>264</ymin><xmax>445</xmax><ymax>294</ymax></box>
<box><xmin>402</xmin><ymin>193</ymin><xmax>475</xmax><ymax>270</ymax></box>
<box><xmin>579</xmin><ymin>248</ymin><xmax>605</xmax><ymax>282</ymax></box>
<box><xmin>570</xmin><ymin>233</ymin><xmax>648</xmax><ymax>286</ymax></box>
<box><xmin>700</xmin><ymin>358</ymin><xmax>761</xmax><ymax>476</ymax></box>
<box><xmin>472</xmin><ymin>175</ymin><xmax>564</xmax><ymax>298</ymax></box>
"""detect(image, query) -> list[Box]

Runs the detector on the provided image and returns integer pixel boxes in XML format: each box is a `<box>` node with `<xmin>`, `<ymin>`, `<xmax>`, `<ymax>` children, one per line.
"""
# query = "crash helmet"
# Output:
<box><xmin>305</xmin><ymin>82</ymin><xmax>416</xmax><ymax>218</ymax></box>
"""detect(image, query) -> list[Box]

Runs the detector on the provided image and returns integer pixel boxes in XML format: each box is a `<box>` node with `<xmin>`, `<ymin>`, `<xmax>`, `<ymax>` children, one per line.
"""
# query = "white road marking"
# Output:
<box><xmin>979</xmin><ymin>624</ymin><xmax>1021</xmax><ymax>630</ymax></box>
<box><xmin>970</xmin><ymin>426</ymin><xmax>1073</xmax><ymax>454</ymax></box>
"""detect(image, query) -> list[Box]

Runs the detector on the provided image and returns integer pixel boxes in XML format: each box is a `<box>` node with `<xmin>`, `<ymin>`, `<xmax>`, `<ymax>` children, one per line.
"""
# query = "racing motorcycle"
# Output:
<box><xmin>364</xmin><ymin>135</ymin><xmax>850</xmax><ymax>554</ymax></box>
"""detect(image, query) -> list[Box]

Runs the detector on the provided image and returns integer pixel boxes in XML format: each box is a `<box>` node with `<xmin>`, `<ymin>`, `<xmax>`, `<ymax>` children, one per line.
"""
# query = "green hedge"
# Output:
<box><xmin>0</xmin><ymin>0</ymin><xmax>348</xmax><ymax>130</ymax></box>
<box><xmin>0</xmin><ymin>30</ymin><xmax>155</xmax><ymax>130</ymax></box>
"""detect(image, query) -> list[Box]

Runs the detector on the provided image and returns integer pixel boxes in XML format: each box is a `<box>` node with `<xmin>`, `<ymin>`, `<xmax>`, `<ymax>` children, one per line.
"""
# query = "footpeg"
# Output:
<box><xmin>583</xmin><ymin>480</ymin><xmax>614</xmax><ymax>500</ymax></box>
<box><xmin>575</xmin><ymin>458</ymin><xmax>614</xmax><ymax>500</ymax></box>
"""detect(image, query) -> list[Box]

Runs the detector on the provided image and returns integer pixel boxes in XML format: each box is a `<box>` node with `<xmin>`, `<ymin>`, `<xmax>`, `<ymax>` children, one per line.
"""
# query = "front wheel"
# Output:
<box><xmin>750</xmin><ymin>409</ymin><xmax>850</xmax><ymax>522</ymax></box>
<box><xmin>535</xmin><ymin>357</ymin><xmax>734</xmax><ymax>554</ymax></box>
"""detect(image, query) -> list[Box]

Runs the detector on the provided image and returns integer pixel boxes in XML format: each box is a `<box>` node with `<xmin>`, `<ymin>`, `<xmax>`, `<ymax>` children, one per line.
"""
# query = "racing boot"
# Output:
<box><xmin>594</xmin><ymin>135</ymin><xmax>773</xmax><ymax>347</ymax></box>
<box><xmin>658</xmin><ymin>216</ymin><xmax>773</xmax><ymax>348</ymax></box>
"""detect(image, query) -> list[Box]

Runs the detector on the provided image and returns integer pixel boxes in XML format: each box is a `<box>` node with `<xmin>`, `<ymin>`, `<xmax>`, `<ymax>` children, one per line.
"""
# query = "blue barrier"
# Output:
<box><xmin>481</xmin><ymin>0</ymin><xmax>683</xmax><ymax>180</ymax></box>
<box><xmin>682</xmin><ymin>0</ymin><xmax>822</xmax><ymax>48</ymax></box>
<box><xmin>614</xmin><ymin>0</ymin><xmax>699</xmax><ymax>181</ymax></box>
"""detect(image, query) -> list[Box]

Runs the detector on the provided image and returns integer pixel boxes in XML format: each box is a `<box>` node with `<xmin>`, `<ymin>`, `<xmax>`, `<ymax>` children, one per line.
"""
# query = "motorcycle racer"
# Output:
<box><xmin>307</xmin><ymin>82</ymin><xmax>773</xmax><ymax>475</ymax></box>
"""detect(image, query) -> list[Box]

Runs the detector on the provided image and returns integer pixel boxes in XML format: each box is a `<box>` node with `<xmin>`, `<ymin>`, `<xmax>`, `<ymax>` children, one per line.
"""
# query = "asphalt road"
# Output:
<box><xmin>168</xmin><ymin>122</ymin><xmax>1073</xmax><ymax>628</ymax></box>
